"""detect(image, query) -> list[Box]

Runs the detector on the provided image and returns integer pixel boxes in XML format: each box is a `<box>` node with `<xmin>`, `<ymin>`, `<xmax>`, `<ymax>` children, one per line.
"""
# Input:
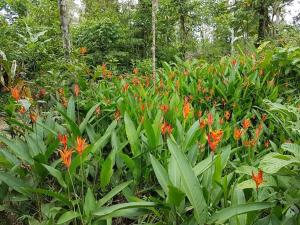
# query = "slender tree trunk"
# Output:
<box><xmin>58</xmin><ymin>0</ymin><xmax>71</xmax><ymax>58</ymax></box>
<box><xmin>256</xmin><ymin>0</ymin><xmax>269</xmax><ymax>46</ymax></box>
<box><xmin>179</xmin><ymin>0</ymin><xmax>187</xmax><ymax>59</ymax></box>
<box><xmin>152</xmin><ymin>0</ymin><xmax>157</xmax><ymax>84</ymax></box>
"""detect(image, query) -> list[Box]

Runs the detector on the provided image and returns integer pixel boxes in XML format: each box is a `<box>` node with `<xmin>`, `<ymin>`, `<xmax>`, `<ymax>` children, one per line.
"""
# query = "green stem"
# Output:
<box><xmin>68</xmin><ymin>170</ymin><xmax>85</xmax><ymax>225</ymax></box>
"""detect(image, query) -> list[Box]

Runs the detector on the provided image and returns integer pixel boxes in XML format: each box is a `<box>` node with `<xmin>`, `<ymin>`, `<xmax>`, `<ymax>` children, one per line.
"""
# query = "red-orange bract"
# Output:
<box><xmin>11</xmin><ymin>87</ymin><xmax>20</xmax><ymax>101</ymax></box>
<box><xmin>74</xmin><ymin>84</ymin><xmax>80</xmax><ymax>97</ymax></box>
<box><xmin>252</xmin><ymin>169</ymin><xmax>263</xmax><ymax>191</ymax></box>
<box><xmin>207</xmin><ymin>129</ymin><xmax>223</xmax><ymax>152</ymax></box>
<box><xmin>207</xmin><ymin>112</ymin><xmax>213</xmax><ymax>126</ymax></box>
<box><xmin>161</xmin><ymin>122</ymin><xmax>173</xmax><ymax>135</ymax></box>
<box><xmin>160</xmin><ymin>104</ymin><xmax>169</xmax><ymax>113</ymax></box>
<box><xmin>76</xmin><ymin>136</ymin><xmax>87</xmax><ymax>156</ymax></box>
<box><xmin>242</xmin><ymin>118</ymin><xmax>251</xmax><ymax>129</ymax></box>
<box><xmin>58</xmin><ymin>133</ymin><xmax>68</xmax><ymax>147</ymax></box>
<box><xmin>183</xmin><ymin>98</ymin><xmax>190</xmax><ymax>119</ymax></box>
<box><xmin>233</xmin><ymin>128</ymin><xmax>242</xmax><ymax>140</ymax></box>
<box><xmin>59</xmin><ymin>147</ymin><xmax>73</xmax><ymax>168</ymax></box>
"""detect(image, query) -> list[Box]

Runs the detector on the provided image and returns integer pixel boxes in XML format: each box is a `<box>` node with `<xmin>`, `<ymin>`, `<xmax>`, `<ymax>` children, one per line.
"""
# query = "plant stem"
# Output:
<box><xmin>68</xmin><ymin>169</ymin><xmax>85</xmax><ymax>225</ymax></box>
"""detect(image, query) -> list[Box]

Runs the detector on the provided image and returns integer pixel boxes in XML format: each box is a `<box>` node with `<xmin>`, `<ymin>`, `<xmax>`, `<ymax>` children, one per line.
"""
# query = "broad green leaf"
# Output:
<box><xmin>0</xmin><ymin>172</ymin><xmax>30</xmax><ymax>195</ymax></box>
<box><xmin>167</xmin><ymin>138</ymin><xmax>207</xmax><ymax>224</ymax></box>
<box><xmin>150</xmin><ymin>154</ymin><xmax>170</xmax><ymax>195</ymax></box>
<box><xmin>0</xmin><ymin>136</ymin><xmax>34</xmax><ymax>164</ymax></box>
<box><xmin>124</xmin><ymin>112</ymin><xmax>140</xmax><ymax>156</ymax></box>
<box><xmin>208</xmin><ymin>202</ymin><xmax>275</xmax><ymax>224</ymax></box>
<box><xmin>184</xmin><ymin>120</ymin><xmax>200</xmax><ymax>150</ymax></box>
<box><xmin>281</xmin><ymin>143</ymin><xmax>300</xmax><ymax>160</ymax></box>
<box><xmin>98</xmin><ymin>181</ymin><xmax>132</xmax><ymax>207</ymax></box>
<box><xmin>79</xmin><ymin>103</ymin><xmax>100</xmax><ymax>133</ymax></box>
<box><xmin>67</xmin><ymin>96</ymin><xmax>76</xmax><ymax>122</ymax></box>
<box><xmin>57</xmin><ymin>211</ymin><xmax>80</xmax><ymax>224</ymax></box>
<box><xmin>42</xmin><ymin>164</ymin><xmax>67</xmax><ymax>188</ymax></box>
<box><xmin>58</xmin><ymin>109</ymin><xmax>81</xmax><ymax>136</ymax></box>
<box><xmin>193</xmin><ymin>155</ymin><xmax>218</xmax><ymax>177</ymax></box>
<box><xmin>93</xmin><ymin>202</ymin><xmax>156</xmax><ymax>217</ymax></box>
<box><xmin>25</xmin><ymin>188</ymin><xmax>70</xmax><ymax>205</ymax></box>
<box><xmin>84</xmin><ymin>188</ymin><xmax>96</xmax><ymax>216</ymax></box>
<box><xmin>167</xmin><ymin>185</ymin><xmax>185</xmax><ymax>206</ymax></box>
<box><xmin>259</xmin><ymin>153</ymin><xmax>300</xmax><ymax>174</ymax></box>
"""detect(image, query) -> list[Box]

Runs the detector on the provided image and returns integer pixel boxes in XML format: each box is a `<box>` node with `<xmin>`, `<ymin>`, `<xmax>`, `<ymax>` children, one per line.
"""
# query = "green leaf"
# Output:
<box><xmin>79</xmin><ymin>103</ymin><xmax>100</xmax><ymax>133</ymax></box>
<box><xmin>124</xmin><ymin>112</ymin><xmax>140</xmax><ymax>156</ymax></box>
<box><xmin>42</xmin><ymin>164</ymin><xmax>67</xmax><ymax>188</ymax></box>
<box><xmin>0</xmin><ymin>136</ymin><xmax>34</xmax><ymax>165</ymax></box>
<box><xmin>93</xmin><ymin>202</ymin><xmax>156</xmax><ymax>217</ymax></box>
<box><xmin>167</xmin><ymin>185</ymin><xmax>185</xmax><ymax>206</ymax></box>
<box><xmin>184</xmin><ymin>120</ymin><xmax>200</xmax><ymax>150</ymax></box>
<box><xmin>58</xmin><ymin>109</ymin><xmax>81</xmax><ymax>136</ymax></box>
<box><xmin>150</xmin><ymin>154</ymin><xmax>170</xmax><ymax>195</ymax></box>
<box><xmin>0</xmin><ymin>172</ymin><xmax>30</xmax><ymax>196</ymax></box>
<box><xmin>208</xmin><ymin>202</ymin><xmax>275</xmax><ymax>224</ymax></box>
<box><xmin>98</xmin><ymin>181</ymin><xmax>132</xmax><ymax>207</ymax></box>
<box><xmin>67</xmin><ymin>96</ymin><xmax>76</xmax><ymax>122</ymax></box>
<box><xmin>57</xmin><ymin>211</ymin><xmax>80</xmax><ymax>224</ymax></box>
<box><xmin>84</xmin><ymin>188</ymin><xmax>96</xmax><ymax>216</ymax></box>
<box><xmin>259</xmin><ymin>153</ymin><xmax>300</xmax><ymax>174</ymax></box>
<box><xmin>167</xmin><ymin>138</ymin><xmax>207</xmax><ymax>224</ymax></box>
<box><xmin>193</xmin><ymin>155</ymin><xmax>218</xmax><ymax>176</ymax></box>
<box><xmin>25</xmin><ymin>188</ymin><xmax>71</xmax><ymax>205</ymax></box>
<box><xmin>281</xmin><ymin>143</ymin><xmax>300</xmax><ymax>160</ymax></box>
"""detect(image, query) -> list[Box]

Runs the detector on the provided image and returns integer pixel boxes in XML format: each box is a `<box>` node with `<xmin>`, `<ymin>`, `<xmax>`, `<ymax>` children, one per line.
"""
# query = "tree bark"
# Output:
<box><xmin>256</xmin><ymin>0</ymin><xmax>269</xmax><ymax>46</ymax></box>
<box><xmin>152</xmin><ymin>0</ymin><xmax>157</xmax><ymax>84</ymax></box>
<box><xmin>58</xmin><ymin>0</ymin><xmax>71</xmax><ymax>58</ymax></box>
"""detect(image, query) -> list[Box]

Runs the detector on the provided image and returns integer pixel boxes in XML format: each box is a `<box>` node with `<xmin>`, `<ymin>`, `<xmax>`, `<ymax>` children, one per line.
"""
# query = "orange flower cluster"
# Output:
<box><xmin>207</xmin><ymin>129</ymin><xmax>223</xmax><ymax>153</ymax></box>
<box><xmin>29</xmin><ymin>112</ymin><xmax>38</xmax><ymax>123</ymax></box>
<box><xmin>58</xmin><ymin>133</ymin><xmax>68</xmax><ymax>147</ymax></box>
<box><xmin>207</xmin><ymin>113</ymin><xmax>214</xmax><ymax>126</ymax></box>
<box><xmin>199</xmin><ymin>118</ymin><xmax>207</xmax><ymax>129</ymax></box>
<box><xmin>161</xmin><ymin>122</ymin><xmax>173</xmax><ymax>135</ymax></box>
<box><xmin>133</xmin><ymin>68</ymin><xmax>138</xmax><ymax>75</ymax></box>
<box><xmin>160</xmin><ymin>104</ymin><xmax>169</xmax><ymax>113</ymax></box>
<box><xmin>79</xmin><ymin>47</ymin><xmax>88</xmax><ymax>55</ymax></box>
<box><xmin>76</xmin><ymin>137</ymin><xmax>87</xmax><ymax>156</ymax></box>
<box><xmin>183</xmin><ymin>98</ymin><xmax>190</xmax><ymax>119</ymax></box>
<box><xmin>11</xmin><ymin>87</ymin><xmax>20</xmax><ymax>101</ymax></box>
<box><xmin>242</xmin><ymin>118</ymin><xmax>251</xmax><ymax>129</ymax></box>
<box><xmin>224</xmin><ymin>111</ymin><xmax>231</xmax><ymax>121</ymax></box>
<box><xmin>233</xmin><ymin>128</ymin><xmax>242</xmax><ymax>140</ymax></box>
<box><xmin>59</xmin><ymin>147</ymin><xmax>73</xmax><ymax>168</ymax></box>
<box><xmin>19</xmin><ymin>106</ymin><xmax>26</xmax><ymax>114</ymax></box>
<box><xmin>252</xmin><ymin>169</ymin><xmax>263</xmax><ymax>191</ymax></box>
<box><xmin>122</xmin><ymin>83</ymin><xmax>129</xmax><ymax>92</ymax></box>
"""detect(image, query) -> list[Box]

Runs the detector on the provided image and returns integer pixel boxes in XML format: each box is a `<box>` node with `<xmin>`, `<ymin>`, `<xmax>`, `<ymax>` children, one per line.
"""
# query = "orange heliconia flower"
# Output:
<box><xmin>197</xmin><ymin>110</ymin><xmax>203</xmax><ymax>118</ymax></box>
<box><xmin>264</xmin><ymin>140</ymin><xmax>270</xmax><ymax>148</ymax></box>
<box><xmin>243</xmin><ymin>139</ymin><xmax>256</xmax><ymax>148</ymax></box>
<box><xmin>199</xmin><ymin>118</ymin><xmax>207</xmax><ymax>129</ymax></box>
<box><xmin>79</xmin><ymin>47</ymin><xmax>88</xmax><ymax>55</ymax></box>
<box><xmin>252</xmin><ymin>169</ymin><xmax>263</xmax><ymax>191</ymax></box>
<box><xmin>207</xmin><ymin>129</ymin><xmax>223</xmax><ymax>152</ymax></box>
<box><xmin>141</xmin><ymin>104</ymin><xmax>145</xmax><ymax>111</ymax></box>
<box><xmin>161</xmin><ymin>122</ymin><xmax>173</xmax><ymax>135</ymax></box>
<box><xmin>11</xmin><ymin>87</ymin><xmax>20</xmax><ymax>101</ymax></box>
<box><xmin>59</xmin><ymin>147</ymin><xmax>73</xmax><ymax>168</ymax></box>
<box><xmin>219</xmin><ymin>117</ymin><xmax>224</xmax><ymax>125</ymax></box>
<box><xmin>58</xmin><ymin>133</ymin><xmax>68</xmax><ymax>147</ymax></box>
<box><xmin>183</xmin><ymin>99</ymin><xmax>190</xmax><ymax>119</ymax></box>
<box><xmin>76</xmin><ymin>136</ymin><xmax>87</xmax><ymax>156</ymax></box>
<box><xmin>132</xmin><ymin>77</ymin><xmax>141</xmax><ymax>86</ymax></box>
<box><xmin>38</xmin><ymin>88</ymin><xmax>46</xmax><ymax>98</ymax></box>
<box><xmin>207</xmin><ymin>112</ymin><xmax>214</xmax><ymax>126</ymax></box>
<box><xmin>133</xmin><ymin>68</ymin><xmax>139</xmax><ymax>75</ymax></box>
<box><xmin>102</xmin><ymin>64</ymin><xmax>107</xmax><ymax>77</ymax></box>
<box><xmin>262</xmin><ymin>114</ymin><xmax>267</xmax><ymax>122</ymax></box>
<box><xmin>233</xmin><ymin>128</ymin><xmax>242</xmax><ymax>140</ymax></box>
<box><xmin>242</xmin><ymin>119</ymin><xmax>251</xmax><ymax>129</ymax></box>
<box><xmin>19</xmin><ymin>106</ymin><xmax>26</xmax><ymax>114</ymax></box>
<box><xmin>61</xmin><ymin>97</ymin><xmax>68</xmax><ymax>108</ymax></box>
<box><xmin>255</xmin><ymin>123</ymin><xmax>263</xmax><ymax>138</ymax></box>
<box><xmin>58</xmin><ymin>88</ymin><xmax>65</xmax><ymax>97</ymax></box>
<box><xmin>74</xmin><ymin>83</ymin><xmax>80</xmax><ymax>97</ymax></box>
<box><xmin>29</xmin><ymin>112</ymin><xmax>38</xmax><ymax>123</ymax></box>
<box><xmin>160</xmin><ymin>104</ymin><xmax>169</xmax><ymax>113</ymax></box>
<box><xmin>122</xmin><ymin>83</ymin><xmax>129</xmax><ymax>92</ymax></box>
<box><xmin>224</xmin><ymin>111</ymin><xmax>231</xmax><ymax>121</ymax></box>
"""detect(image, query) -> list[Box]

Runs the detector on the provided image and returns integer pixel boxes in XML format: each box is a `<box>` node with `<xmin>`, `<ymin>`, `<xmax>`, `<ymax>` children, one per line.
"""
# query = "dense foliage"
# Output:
<box><xmin>1</xmin><ymin>0</ymin><xmax>300</xmax><ymax>224</ymax></box>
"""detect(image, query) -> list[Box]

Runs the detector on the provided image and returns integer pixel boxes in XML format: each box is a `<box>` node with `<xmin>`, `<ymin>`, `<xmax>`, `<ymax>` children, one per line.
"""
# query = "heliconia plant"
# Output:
<box><xmin>0</xmin><ymin>46</ymin><xmax>299</xmax><ymax>224</ymax></box>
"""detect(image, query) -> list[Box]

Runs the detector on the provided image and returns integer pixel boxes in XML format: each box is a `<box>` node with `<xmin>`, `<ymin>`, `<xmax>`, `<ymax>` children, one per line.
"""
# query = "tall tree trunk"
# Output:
<box><xmin>179</xmin><ymin>0</ymin><xmax>187</xmax><ymax>59</ymax></box>
<box><xmin>152</xmin><ymin>0</ymin><xmax>157</xmax><ymax>84</ymax></box>
<box><xmin>256</xmin><ymin>0</ymin><xmax>269</xmax><ymax>46</ymax></box>
<box><xmin>58</xmin><ymin>0</ymin><xmax>71</xmax><ymax>58</ymax></box>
